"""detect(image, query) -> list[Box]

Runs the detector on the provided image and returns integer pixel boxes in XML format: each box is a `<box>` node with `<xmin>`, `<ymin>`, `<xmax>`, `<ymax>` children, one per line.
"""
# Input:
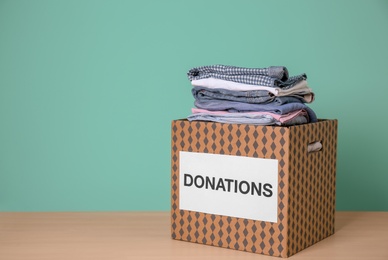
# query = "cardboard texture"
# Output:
<box><xmin>171</xmin><ymin>119</ymin><xmax>338</xmax><ymax>258</ymax></box>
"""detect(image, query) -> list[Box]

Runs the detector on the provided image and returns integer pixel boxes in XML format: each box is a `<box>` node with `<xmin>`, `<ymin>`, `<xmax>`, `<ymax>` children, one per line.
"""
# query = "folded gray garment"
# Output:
<box><xmin>192</xmin><ymin>86</ymin><xmax>304</xmax><ymax>105</ymax></box>
<box><xmin>283</xmin><ymin>115</ymin><xmax>308</xmax><ymax>126</ymax></box>
<box><xmin>194</xmin><ymin>99</ymin><xmax>318</xmax><ymax>123</ymax></box>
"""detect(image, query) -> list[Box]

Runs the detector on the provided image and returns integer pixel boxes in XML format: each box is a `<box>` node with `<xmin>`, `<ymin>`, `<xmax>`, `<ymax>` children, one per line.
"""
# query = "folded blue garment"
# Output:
<box><xmin>194</xmin><ymin>100</ymin><xmax>318</xmax><ymax>123</ymax></box>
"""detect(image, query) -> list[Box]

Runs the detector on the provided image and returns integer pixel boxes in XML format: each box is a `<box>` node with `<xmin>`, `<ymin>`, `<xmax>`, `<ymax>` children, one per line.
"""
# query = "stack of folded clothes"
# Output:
<box><xmin>186</xmin><ymin>64</ymin><xmax>317</xmax><ymax>126</ymax></box>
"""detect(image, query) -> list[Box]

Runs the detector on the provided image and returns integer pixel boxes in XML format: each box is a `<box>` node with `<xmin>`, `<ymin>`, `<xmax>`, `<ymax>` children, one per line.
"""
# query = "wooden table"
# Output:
<box><xmin>0</xmin><ymin>211</ymin><xmax>387</xmax><ymax>259</ymax></box>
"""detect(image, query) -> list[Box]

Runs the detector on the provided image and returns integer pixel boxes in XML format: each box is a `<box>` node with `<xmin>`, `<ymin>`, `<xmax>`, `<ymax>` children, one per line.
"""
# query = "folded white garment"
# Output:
<box><xmin>192</xmin><ymin>77</ymin><xmax>281</xmax><ymax>93</ymax></box>
<box><xmin>191</xmin><ymin>77</ymin><xmax>315</xmax><ymax>103</ymax></box>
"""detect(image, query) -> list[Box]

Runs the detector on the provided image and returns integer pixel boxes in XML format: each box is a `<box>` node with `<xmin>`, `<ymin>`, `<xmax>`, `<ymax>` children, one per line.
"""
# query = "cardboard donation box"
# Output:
<box><xmin>171</xmin><ymin>119</ymin><xmax>338</xmax><ymax>258</ymax></box>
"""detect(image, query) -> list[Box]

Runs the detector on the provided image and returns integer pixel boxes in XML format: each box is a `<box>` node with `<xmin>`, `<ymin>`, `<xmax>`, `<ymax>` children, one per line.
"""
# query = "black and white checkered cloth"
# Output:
<box><xmin>187</xmin><ymin>64</ymin><xmax>305</xmax><ymax>88</ymax></box>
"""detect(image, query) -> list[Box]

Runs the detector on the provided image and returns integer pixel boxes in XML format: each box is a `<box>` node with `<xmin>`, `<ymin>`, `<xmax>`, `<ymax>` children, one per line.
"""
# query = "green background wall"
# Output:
<box><xmin>0</xmin><ymin>0</ymin><xmax>387</xmax><ymax>211</ymax></box>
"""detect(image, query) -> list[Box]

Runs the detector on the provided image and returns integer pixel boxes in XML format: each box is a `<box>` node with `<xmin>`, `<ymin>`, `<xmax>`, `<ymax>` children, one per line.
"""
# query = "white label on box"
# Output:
<box><xmin>179</xmin><ymin>151</ymin><xmax>278</xmax><ymax>223</ymax></box>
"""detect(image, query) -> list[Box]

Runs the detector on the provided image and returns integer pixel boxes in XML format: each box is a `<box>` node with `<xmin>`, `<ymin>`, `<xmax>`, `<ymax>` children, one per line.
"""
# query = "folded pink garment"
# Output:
<box><xmin>191</xmin><ymin>108</ymin><xmax>309</xmax><ymax>124</ymax></box>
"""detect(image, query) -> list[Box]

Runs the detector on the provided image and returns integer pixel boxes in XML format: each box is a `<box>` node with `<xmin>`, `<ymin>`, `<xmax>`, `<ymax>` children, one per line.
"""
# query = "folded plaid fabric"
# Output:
<box><xmin>187</xmin><ymin>64</ymin><xmax>307</xmax><ymax>88</ymax></box>
<box><xmin>187</xmin><ymin>64</ymin><xmax>290</xmax><ymax>87</ymax></box>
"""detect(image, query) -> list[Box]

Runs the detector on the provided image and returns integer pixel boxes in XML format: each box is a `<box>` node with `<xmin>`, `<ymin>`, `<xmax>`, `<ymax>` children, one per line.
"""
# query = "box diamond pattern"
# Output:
<box><xmin>171</xmin><ymin>119</ymin><xmax>337</xmax><ymax>257</ymax></box>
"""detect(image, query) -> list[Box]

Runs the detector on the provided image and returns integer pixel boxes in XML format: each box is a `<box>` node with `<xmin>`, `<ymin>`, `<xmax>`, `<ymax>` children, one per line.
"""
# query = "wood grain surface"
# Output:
<box><xmin>0</xmin><ymin>211</ymin><xmax>387</xmax><ymax>259</ymax></box>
